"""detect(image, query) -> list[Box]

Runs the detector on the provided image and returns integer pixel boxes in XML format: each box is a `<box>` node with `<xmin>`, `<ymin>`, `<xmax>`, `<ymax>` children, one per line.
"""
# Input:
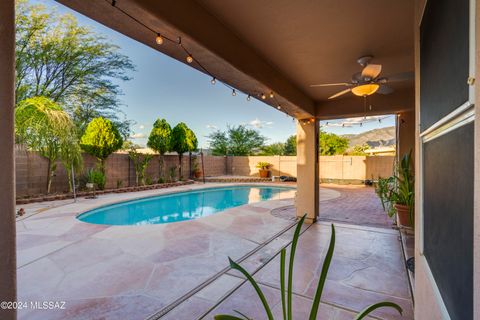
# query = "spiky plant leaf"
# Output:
<box><xmin>309</xmin><ymin>224</ymin><xmax>335</xmax><ymax>320</ymax></box>
<box><xmin>354</xmin><ymin>301</ymin><xmax>403</xmax><ymax>319</ymax></box>
<box><xmin>233</xmin><ymin>310</ymin><xmax>252</xmax><ymax>320</ymax></box>
<box><xmin>228</xmin><ymin>257</ymin><xmax>274</xmax><ymax>320</ymax></box>
<box><xmin>214</xmin><ymin>315</ymin><xmax>245</xmax><ymax>320</ymax></box>
<box><xmin>280</xmin><ymin>248</ymin><xmax>287</xmax><ymax>320</ymax></box>
<box><xmin>287</xmin><ymin>214</ymin><xmax>307</xmax><ymax>319</ymax></box>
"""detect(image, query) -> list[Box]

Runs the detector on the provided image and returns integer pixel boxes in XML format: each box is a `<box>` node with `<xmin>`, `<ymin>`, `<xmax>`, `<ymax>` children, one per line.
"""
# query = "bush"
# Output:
<box><xmin>85</xmin><ymin>168</ymin><xmax>106</xmax><ymax>190</ymax></box>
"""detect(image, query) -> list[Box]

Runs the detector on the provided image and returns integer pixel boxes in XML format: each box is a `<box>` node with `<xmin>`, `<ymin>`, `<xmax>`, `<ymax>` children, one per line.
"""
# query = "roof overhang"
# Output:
<box><xmin>57</xmin><ymin>0</ymin><xmax>414</xmax><ymax>119</ymax></box>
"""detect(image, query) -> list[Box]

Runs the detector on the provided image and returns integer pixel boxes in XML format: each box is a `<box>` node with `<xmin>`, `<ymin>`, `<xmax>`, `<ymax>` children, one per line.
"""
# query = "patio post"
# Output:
<box><xmin>296</xmin><ymin>119</ymin><xmax>319</xmax><ymax>223</ymax></box>
<box><xmin>0</xmin><ymin>0</ymin><xmax>17</xmax><ymax>319</ymax></box>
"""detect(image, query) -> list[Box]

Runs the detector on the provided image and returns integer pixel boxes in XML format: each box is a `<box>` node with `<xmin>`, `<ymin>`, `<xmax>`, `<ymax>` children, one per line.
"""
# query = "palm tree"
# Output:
<box><xmin>15</xmin><ymin>96</ymin><xmax>80</xmax><ymax>193</ymax></box>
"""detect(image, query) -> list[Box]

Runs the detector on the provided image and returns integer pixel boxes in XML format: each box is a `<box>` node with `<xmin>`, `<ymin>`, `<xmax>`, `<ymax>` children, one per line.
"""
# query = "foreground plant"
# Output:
<box><xmin>215</xmin><ymin>215</ymin><xmax>403</xmax><ymax>320</ymax></box>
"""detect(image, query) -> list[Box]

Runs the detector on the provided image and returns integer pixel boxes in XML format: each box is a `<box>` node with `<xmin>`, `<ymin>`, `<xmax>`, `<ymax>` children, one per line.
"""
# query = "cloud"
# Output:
<box><xmin>130</xmin><ymin>133</ymin><xmax>146</xmax><ymax>139</ymax></box>
<box><xmin>138</xmin><ymin>124</ymin><xmax>145</xmax><ymax>129</ymax></box>
<box><xmin>206</xmin><ymin>124</ymin><xmax>218</xmax><ymax>130</ymax></box>
<box><xmin>248</xmin><ymin>118</ymin><xmax>273</xmax><ymax>129</ymax></box>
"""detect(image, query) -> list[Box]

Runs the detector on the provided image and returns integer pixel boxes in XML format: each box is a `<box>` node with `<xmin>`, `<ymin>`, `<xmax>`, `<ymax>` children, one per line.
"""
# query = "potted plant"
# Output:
<box><xmin>192</xmin><ymin>159</ymin><xmax>202</xmax><ymax>179</ymax></box>
<box><xmin>256</xmin><ymin>161</ymin><xmax>272</xmax><ymax>178</ymax></box>
<box><xmin>375</xmin><ymin>151</ymin><xmax>414</xmax><ymax>227</ymax></box>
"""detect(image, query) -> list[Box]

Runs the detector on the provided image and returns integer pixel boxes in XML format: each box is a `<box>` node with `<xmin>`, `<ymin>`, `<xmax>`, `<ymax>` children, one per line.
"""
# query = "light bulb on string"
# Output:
<box><xmin>269</xmin><ymin>92</ymin><xmax>274</xmax><ymax>98</ymax></box>
<box><xmin>211</xmin><ymin>77</ymin><xmax>216</xmax><ymax>85</ymax></box>
<box><xmin>277</xmin><ymin>104</ymin><xmax>281</xmax><ymax>110</ymax></box>
<box><xmin>155</xmin><ymin>33</ymin><xmax>164</xmax><ymax>45</ymax></box>
<box><xmin>186</xmin><ymin>55</ymin><xmax>193</xmax><ymax>63</ymax></box>
<box><xmin>246</xmin><ymin>95</ymin><xmax>251</xmax><ymax>101</ymax></box>
<box><xmin>261</xmin><ymin>93</ymin><xmax>266</xmax><ymax>100</ymax></box>
<box><xmin>232</xmin><ymin>89</ymin><xmax>236</xmax><ymax>96</ymax></box>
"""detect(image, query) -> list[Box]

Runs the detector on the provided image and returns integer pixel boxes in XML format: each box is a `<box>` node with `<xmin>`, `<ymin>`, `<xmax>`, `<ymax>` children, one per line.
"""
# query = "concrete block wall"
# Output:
<box><xmin>15</xmin><ymin>148</ymin><xmax>394</xmax><ymax>196</ymax></box>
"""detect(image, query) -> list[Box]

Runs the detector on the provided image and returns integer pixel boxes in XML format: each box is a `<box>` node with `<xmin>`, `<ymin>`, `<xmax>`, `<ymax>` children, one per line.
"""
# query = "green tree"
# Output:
<box><xmin>259</xmin><ymin>143</ymin><xmax>285</xmax><ymax>156</ymax></box>
<box><xmin>348</xmin><ymin>144</ymin><xmax>370</xmax><ymax>156</ymax></box>
<box><xmin>208</xmin><ymin>125</ymin><xmax>266</xmax><ymax>156</ymax></box>
<box><xmin>128</xmin><ymin>147</ymin><xmax>153</xmax><ymax>186</ymax></box>
<box><xmin>208</xmin><ymin>130</ymin><xmax>229</xmax><ymax>156</ymax></box>
<box><xmin>319</xmin><ymin>130</ymin><xmax>349</xmax><ymax>155</ymax></box>
<box><xmin>284</xmin><ymin>135</ymin><xmax>297</xmax><ymax>156</ymax></box>
<box><xmin>171</xmin><ymin>123</ymin><xmax>197</xmax><ymax>179</ymax></box>
<box><xmin>80</xmin><ymin>117</ymin><xmax>123</xmax><ymax>173</ymax></box>
<box><xmin>60</xmin><ymin>135</ymin><xmax>83</xmax><ymax>192</ymax></box>
<box><xmin>15</xmin><ymin>96</ymin><xmax>79</xmax><ymax>193</ymax></box>
<box><xmin>147</xmin><ymin>119</ymin><xmax>172</xmax><ymax>181</ymax></box>
<box><xmin>15</xmin><ymin>0</ymin><xmax>135</xmax><ymax>137</ymax></box>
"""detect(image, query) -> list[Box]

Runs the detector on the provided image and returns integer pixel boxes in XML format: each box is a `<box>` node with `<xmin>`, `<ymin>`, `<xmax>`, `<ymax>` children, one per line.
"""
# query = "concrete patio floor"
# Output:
<box><xmin>15</xmin><ymin>183</ymin><xmax>412</xmax><ymax>319</ymax></box>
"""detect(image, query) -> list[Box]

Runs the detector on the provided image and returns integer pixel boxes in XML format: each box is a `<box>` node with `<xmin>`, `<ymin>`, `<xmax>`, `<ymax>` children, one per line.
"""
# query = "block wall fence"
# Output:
<box><xmin>15</xmin><ymin>146</ymin><xmax>394</xmax><ymax>196</ymax></box>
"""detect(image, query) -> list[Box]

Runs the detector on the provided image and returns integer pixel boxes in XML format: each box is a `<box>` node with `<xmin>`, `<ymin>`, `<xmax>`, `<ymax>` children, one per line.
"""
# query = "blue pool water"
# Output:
<box><xmin>77</xmin><ymin>186</ymin><xmax>296</xmax><ymax>226</ymax></box>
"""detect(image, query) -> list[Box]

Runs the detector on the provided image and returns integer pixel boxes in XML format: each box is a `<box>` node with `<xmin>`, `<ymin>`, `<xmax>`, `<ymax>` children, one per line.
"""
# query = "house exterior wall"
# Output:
<box><xmin>0</xmin><ymin>1</ymin><xmax>16</xmax><ymax>318</ymax></box>
<box><xmin>398</xmin><ymin>110</ymin><xmax>416</xmax><ymax>161</ymax></box>
<box><xmin>415</xmin><ymin>0</ymin><xmax>478</xmax><ymax>319</ymax></box>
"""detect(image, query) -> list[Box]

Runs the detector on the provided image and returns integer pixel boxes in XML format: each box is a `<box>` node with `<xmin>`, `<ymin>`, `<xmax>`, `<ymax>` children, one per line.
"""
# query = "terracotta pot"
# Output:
<box><xmin>258</xmin><ymin>169</ymin><xmax>270</xmax><ymax>178</ymax></box>
<box><xmin>395</xmin><ymin>204</ymin><xmax>412</xmax><ymax>227</ymax></box>
<box><xmin>194</xmin><ymin>170</ymin><xmax>202</xmax><ymax>179</ymax></box>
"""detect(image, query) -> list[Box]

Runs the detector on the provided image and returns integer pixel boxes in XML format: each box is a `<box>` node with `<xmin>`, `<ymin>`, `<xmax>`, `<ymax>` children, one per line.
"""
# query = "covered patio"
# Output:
<box><xmin>1</xmin><ymin>0</ymin><xmax>479</xmax><ymax>319</ymax></box>
<box><xmin>15</xmin><ymin>184</ymin><xmax>412</xmax><ymax>319</ymax></box>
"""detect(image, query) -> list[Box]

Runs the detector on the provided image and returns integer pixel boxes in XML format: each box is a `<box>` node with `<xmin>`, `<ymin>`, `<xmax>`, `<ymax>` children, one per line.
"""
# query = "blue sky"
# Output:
<box><xmin>39</xmin><ymin>0</ymin><xmax>395</xmax><ymax>148</ymax></box>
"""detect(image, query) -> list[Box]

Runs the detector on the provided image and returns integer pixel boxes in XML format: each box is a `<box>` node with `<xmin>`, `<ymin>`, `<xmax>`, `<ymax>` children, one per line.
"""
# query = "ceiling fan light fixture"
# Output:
<box><xmin>351</xmin><ymin>84</ymin><xmax>380</xmax><ymax>97</ymax></box>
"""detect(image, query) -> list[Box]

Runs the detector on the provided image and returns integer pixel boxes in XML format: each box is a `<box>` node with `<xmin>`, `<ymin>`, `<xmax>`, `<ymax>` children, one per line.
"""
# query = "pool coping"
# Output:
<box><xmin>74</xmin><ymin>183</ymin><xmax>297</xmax><ymax>223</ymax></box>
<box><xmin>16</xmin><ymin>182</ymin><xmax>297</xmax><ymax>224</ymax></box>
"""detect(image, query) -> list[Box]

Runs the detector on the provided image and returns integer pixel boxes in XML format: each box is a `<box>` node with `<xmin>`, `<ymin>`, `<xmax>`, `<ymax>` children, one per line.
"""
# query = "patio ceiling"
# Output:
<box><xmin>57</xmin><ymin>0</ymin><xmax>414</xmax><ymax>119</ymax></box>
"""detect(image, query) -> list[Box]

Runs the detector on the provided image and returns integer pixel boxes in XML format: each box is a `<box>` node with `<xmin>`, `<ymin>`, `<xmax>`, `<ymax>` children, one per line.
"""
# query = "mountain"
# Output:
<box><xmin>342</xmin><ymin>126</ymin><xmax>395</xmax><ymax>148</ymax></box>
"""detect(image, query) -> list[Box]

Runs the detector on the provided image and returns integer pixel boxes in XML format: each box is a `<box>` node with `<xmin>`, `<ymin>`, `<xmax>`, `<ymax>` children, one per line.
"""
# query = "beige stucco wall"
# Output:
<box><xmin>231</xmin><ymin>155</ymin><xmax>394</xmax><ymax>180</ymax></box>
<box><xmin>15</xmin><ymin>148</ymin><xmax>394</xmax><ymax>197</ymax></box>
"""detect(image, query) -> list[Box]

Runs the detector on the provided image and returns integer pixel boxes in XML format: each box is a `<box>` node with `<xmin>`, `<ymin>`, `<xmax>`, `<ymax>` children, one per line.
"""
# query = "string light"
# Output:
<box><xmin>155</xmin><ymin>33</ymin><xmax>164</xmax><ymax>45</ymax></box>
<box><xmin>107</xmin><ymin>0</ymin><xmax>293</xmax><ymax>117</ymax></box>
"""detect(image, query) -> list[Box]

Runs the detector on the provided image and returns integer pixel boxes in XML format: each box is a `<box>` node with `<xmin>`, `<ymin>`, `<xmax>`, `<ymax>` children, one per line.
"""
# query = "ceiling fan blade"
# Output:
<box><xmin>352</xmin><ymin>72</ymin><xmax>363</xmax><ymax>83</ymax></box>
<box><xmin>361</xmin><ymin>64</ymin><xmax>382</xmax><ymax>79</ymax></box>
<box><xmin>328</xmin><ymin>88</ymin><xmax>351</xmax><ymax>99</ymax></box>
<box><xmin>376</xmin><ymin>84</ymin><xmax>394</xmax><ymax>94</ymax></box>
<box><xmin>310</xmin><ymin>82</ymin><xmax>350</xmax><ymax>87</ymax></box>
<box><xmin>384</xmin><ymin>71</ymin><xmax>414</xmax><ymax>82</ymax></box>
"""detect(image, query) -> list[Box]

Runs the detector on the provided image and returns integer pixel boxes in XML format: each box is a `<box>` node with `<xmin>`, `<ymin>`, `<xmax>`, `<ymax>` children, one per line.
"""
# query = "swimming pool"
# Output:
<box><xmin>77</xmin><ymin>185</ymin><xmax>296</xmax><ymax>226</ymax></box>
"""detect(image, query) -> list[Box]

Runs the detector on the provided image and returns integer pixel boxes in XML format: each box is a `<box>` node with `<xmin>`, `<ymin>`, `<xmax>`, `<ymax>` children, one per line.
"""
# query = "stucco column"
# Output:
<box><xmin>397</xmin><ymin>111</ymin><xmax>415</xmax><ymax>162</ymax></box>
<box><xmin>296</xmin><ymin>119</ymin><xmax>319</xmax><ymax>223</ymax></box>
<box><xmin>0</xmin><ymin>0</ymin><xmax>17</xmax><ymax>319</ymax></box>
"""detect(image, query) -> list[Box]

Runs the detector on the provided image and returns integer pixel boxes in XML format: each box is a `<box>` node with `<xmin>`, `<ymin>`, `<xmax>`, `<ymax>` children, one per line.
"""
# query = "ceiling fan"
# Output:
<box><xmin>310</xmin><ymin>55</ymin><xmax>413</xmax><ymax>99</ymax></box>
